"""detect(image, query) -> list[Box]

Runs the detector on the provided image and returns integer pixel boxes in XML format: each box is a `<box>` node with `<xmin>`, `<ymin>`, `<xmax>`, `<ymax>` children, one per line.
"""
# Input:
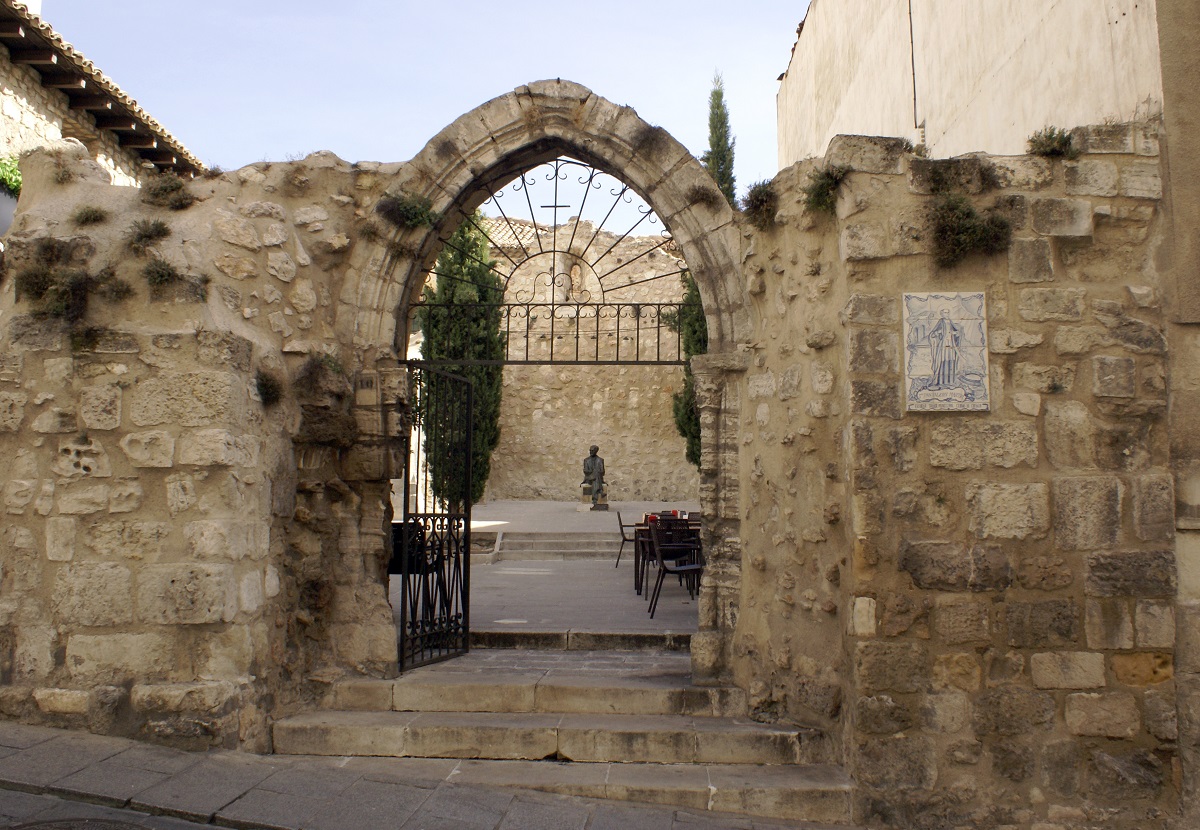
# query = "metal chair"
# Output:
<box><xmin>615</xmin><ymin>511</ymin><xmax>638</xmax><ymax>568</ymax></box>
<box><xmin>647</xmin><ymin>517</ymin><xmax>703</xmax><ymax>619</ymax></box>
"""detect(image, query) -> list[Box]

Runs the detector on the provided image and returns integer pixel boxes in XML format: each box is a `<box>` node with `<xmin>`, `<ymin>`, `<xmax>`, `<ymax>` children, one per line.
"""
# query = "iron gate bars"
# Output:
<box><xmin>410</xmin><ymin>156</ymin><xmax>699</xmax><ymax>366</ymax></box>
<box><xmin>390</xmin><ymin>364</ymin><xmax>472</xmax><ymax>670</ymax></box>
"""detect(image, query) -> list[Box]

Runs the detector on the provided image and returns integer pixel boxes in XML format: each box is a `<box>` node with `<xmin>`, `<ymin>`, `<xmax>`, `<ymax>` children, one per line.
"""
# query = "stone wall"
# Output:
<box><xmin>0</xmin><ymin>41</ymin><xmax>142</xmax><ymax>186</ymax></box>
<box><xmin>733</xmin><ymin>125</ymin><xmax>1177</xmax><ymax>827</ymax></box>
<box><xmin>778</xmin><ymin>0</ymin><xmax>1163</xmax><ymax>164</ymax></box>
<box><xmin>0</xmin><ymin>141</ymin><xmax>399</xmax><ymax>749</ymax></box>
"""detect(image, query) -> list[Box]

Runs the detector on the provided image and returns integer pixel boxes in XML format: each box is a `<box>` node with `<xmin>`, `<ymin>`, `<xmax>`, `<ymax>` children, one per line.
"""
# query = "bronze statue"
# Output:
<box><xmin>582</xmin><ymin>444</ymin><xmax>605</xmax><ymax>506</ymax></box>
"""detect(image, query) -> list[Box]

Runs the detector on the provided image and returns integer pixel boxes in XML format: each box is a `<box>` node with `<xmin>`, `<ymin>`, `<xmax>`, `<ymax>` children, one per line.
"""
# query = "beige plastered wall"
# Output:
<box><xmin>778</xmin><ymin>0</ymin><xmax>1163</xmax><ymax>165</ymax></box>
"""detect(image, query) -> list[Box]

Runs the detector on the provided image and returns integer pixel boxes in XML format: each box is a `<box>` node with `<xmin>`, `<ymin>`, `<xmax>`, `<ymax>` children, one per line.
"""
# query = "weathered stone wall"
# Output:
<box><xmin>778</xmin><ymin>0</ymin><xmax>1163</xmax><ymax>164</ymax></box>
<box><xmin>481</xmin><ymin>221</ymin><xmax>699</xmax><ymax>502</ymax></box>
<box><xmin>0</xmin><ymin>41</ymin><xmax>142</xmax><ymax>186</ymax></box>
<box><xmin>0</xmin><ymin>141</ymin><xmax>399</xmax><ymax>748</ymax></box>
<box><xmin>732</xmin><ymin>126</ymin><xmax>1177</xmax><ymax>827</ymax></box>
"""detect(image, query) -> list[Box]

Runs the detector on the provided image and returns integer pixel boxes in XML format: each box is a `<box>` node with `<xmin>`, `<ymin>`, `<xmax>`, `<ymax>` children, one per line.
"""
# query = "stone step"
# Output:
<box><xmin>434</xmin><ymin>758</ymin><xmax>853</xmax><ymax>825</ymax></box>
<box><xmin>468</xmin><ymin>629</ymin><xmax>690</xmax><ymax>651</ymax></box>
<box><xmin>333</xmin><ymin>671</ymin><xmax>747</xmax><ymax>719</ymax></box>
<box><xmin>499</xmin><ymin>532</ymin><xmax>622</xmax><ymax>543</ymax></box>
<box><xmin>272</xmin><ymin>710</ymin><xmax>830</xmax><ymax>766</ymax></box>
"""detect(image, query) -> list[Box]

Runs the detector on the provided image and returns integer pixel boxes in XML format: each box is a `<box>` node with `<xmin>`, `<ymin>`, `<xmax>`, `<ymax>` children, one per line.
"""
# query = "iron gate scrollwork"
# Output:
<box><xmin>389</xmin><ymin>364</ymin><xmax>472</xmax><ymax>670</ymax></box>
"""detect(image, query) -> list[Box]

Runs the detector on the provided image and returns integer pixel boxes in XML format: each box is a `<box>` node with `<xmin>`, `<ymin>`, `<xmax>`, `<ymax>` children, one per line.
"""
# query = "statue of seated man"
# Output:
<box><xmin>582</xmin><ymin>444</ymin><xmax>605</xmax><ymax>506</ymax></box>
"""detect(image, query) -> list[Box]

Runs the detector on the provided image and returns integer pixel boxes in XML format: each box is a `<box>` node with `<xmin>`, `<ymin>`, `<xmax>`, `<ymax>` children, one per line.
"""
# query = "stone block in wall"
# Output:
<box><xmin>989</xmin><ymin>156</ymin><xmax>1054</xmax><ymax>190</ymax></box>
<box><xmin>932</xmin><ymin>653</ymin><xmax>980</xmax><ymax>692</ymax></box>
<box><xmin>46</xmin><ymin>517</ymin><xmax>76</xmax><ymax>561</ymax></box>
<box><xmin>57</xmin><ymin>483</ymin><xmax>110</xmax><ymax>515</ymax></box>
<box><xmin>78</xmin><ymin>386</ymin><xmax>121</xmax><ymax>431</ymax></box>
<box><xmin>197</xmin><ymin>332</ymin><xmax>253</xmax><ymax>372</ymax></box>
<box><xmin>991</xmin><ymin>740</ymin><xmax>1036</xmax><ymax>783</ymax></box>
<box><xmin>0</xmin><ymin>392</ymin><xmax>28</xmax><ymax>432</ymax></box>
<box><xmin>854</xmin><ymin>735</ymin><xmax>936</xmax><ymax>790</ymax></box>
<box><xmin>185</xmin><ymin>522</ymin><xmax>262</xmax><ymax>561</ymax></box>
<box><xmin>1066</xmin><ymin>692</ymin><xmax>1139</xmax><ymax>737</ymax></box>
<box><xmin>1043</xmin><ymin>740</ymin><xmax>1083</xmax><ymax>797</ymax></box>
<box><xmin>1044</xmin><ymin>401</ymin><xmax>1095</xmax><ymax>469</ymax></box>
<box><xmin>88</xmin><ymin>521</ymin><xmax>171</xmax><ymax>560</ymax></box>
<box><xmin>848</xmin><ymin>329</ymin><xmax>899</xmax><ymax>374</ymax></box>
<box><xmin>1143</xmin><ymin>687</ymin><xmax>1178</xmax><ymax>741</ymax></box>
<box><xmin>1064</xmin><ymin>160</ymin><xmax>1120</xmax><ymax>197</ymax></box>
<box><xmin>1018</xmin><ymin>288</ymin><xmax>1086</xmax><ymax>322</ymax></box>
<box><xmin>1016</xmin><ymin>555</ymin><xmax>1073</xmax><ymax>590</ymax></box>
<box><xmin>177</xmin><ymin>430</ymin><xmax>259</xmax><ymax>467</ymax></box>
<box><xmin>130</xmin><ymin>372</ymin><xmax>238</xmax><ymax>428</ymax></box>
<box><xmin>899</xmin><ymin>540</ymin><xmax>1011</xmax><ymax>592</ymax></box>
<box><xmin>1053</xmin><ymin>476</ymin><xmax>1121</xmax><ymax>550</ymax></box>
<box><xmin>32</xmin><ymin>688</ymin><xmax>90</xmax><ymax>716</ymax></box>
<box><xmin>1091</xmin><ymin>356</ymin><xmax>1136</xmax><ymax>401</ymax></box>
<box><xmin>1135</xmin><ymin>600</ymin><xmax>1175</xmax><ymax>649</ymax></box>
<box><xmin>136</xmin><ymin>564</ymin><xmax>237</xmax><ymax>624</ymax></box>
<box><xmin>850</xmin><ymin>380</ymin><xmax>901</xmax><ymax>419</ymax></box>
<box><xmin>839</xmin><ymin>222</ymin><xmax>890</xmax><ymax>261</ymax></box>
<box><xmin>131</xmin><ymin>680</ymin><xmax>239</xmax><ymax>715</ymax></box>
<box><xmin>1086</xmin><ymin>549</ymin><xmax>1176</xmax><ymax>598</ymax></box>
<box><xmin>929</xmin><ymin>421</ymin><xmax>1037</xmax><ymax>470</ymax></box>
<box><xmin>966</xmin><ymin>482</ymin><xmax>1049</xmax><ymax>540</ymax></box>
<box><xmin>988</xmin><ymin>328</ymin><xmax>1046</xmax><ymax>352</ymax></box>
<box><xmin>3</xmin><ymin>479</ymin><xmax>35</xmax><ymax>514</ymax></box>
<box><xmin>65</xmin><ymin>632</ymin><xmax>174</xmax><ymax>683</ymax></box>
<box><xmin>841</xmin><ymin>294</ymin><xmax>898</xmax><ymax>326</ymax></box>
<box><xmin>885</xmin><ymin>427</ymin><xmax>918</xmax><ymax>472</ymax></box>
<box><xmin>824</xmin><ymin>135</ymin><xmax>908</xmax><ymax>175</ymax></box>
<box><xmin>1030</xmin><ymin>652</ymin><xmax>1106</xmax><ymax>689</ymax></box>
<box><xmin>1134</xmin><ymin>474</ymin><xmax>1174</xmax><ymax>542</ymax></box>
<box><xmin>52</xmin><ymin>563</ymin><xmax>133</xmax><ymax>626</ymax></box>
<box><xmin>1031</xmin><ymin>198</ymin><xmax>1094</xmax><ymax>237</ymax></box>
<box><xmin>935</xmin><ymin>600</ymin><xmax>991</xmax><ymax>644</ymax></box>
<box><xmin>1072</xmin><ymin>125</ymin><xmax>1135</xmax><ymax>154</ymax></box>
<box><xmin>921</xmin><ymin>691</ymin><xmax>970</xmax><ymax>733</ymax></box>
<box><xmin>1008</xmin><ymin>237</ymin><xmax>1054</xmax><ymax>283</ymax></box>
<box><xmin>214</xmin><ymin>254</ymin><xmax>258</xmax><ymax>280</ymax></box>
<box><xmin>856</xmin><ymin>694</ymin><xmax>915</xmax><ymax>734</ymax></box>
<box><xmin>1090</xmin><ymin>301</ymin><xmax>1166</xmax><ymax>354</ymax></box>
<box><xmin>1008</xmin><ymin>600</ymin><xmax>1079</xmax><ymax>648</ymax></box>
<box><xmin>855</xmin><ymin>641</ymin><xmax>926</xmax><ymax>694</ymax></box>
<box><xmin>8</xmin><ymin>316</ymin><xmax>64</xmax><ymax>351</ymax></box>
<box><xmin>973</xmin><ymin>685</ymin><xmax>1055</xmax><ymax>735</ymax></box>
<box><xmin>32</xmin><ymin>408</ymin><xmax>78</xmax><ymax>434</ymax></box>
<box><xmin>52</xmin><ymin>436</ymin><xmax>112</xmax><ymax>479</ymax></box>
<box><xmin>1086</xmin><ymin>599</ymin><xmax>1134</xmax><ymax>650</ymax></box>
<box><xmin>213</xmin><ymin>210</ymin><xmax>262</xmax><ymax>251</ymax></box>
<box><xmin>747</xmin><ymin>372</ymin><xmax>776</xmax><ymax>399</ymax></box>
<box><xmin>119</xmin><ymin>431</ymin><xmax>176</xmax><ymax>468</ymax></box>
<box><xmin>1110</xmin><ymin>652</ymin><xmax>1172</xmax><ymax>685</ymax></box>
<box><xmin>1120</xmin><ymin>160</ymin><xmax>1163</xmax><ymax>200</ymax></box>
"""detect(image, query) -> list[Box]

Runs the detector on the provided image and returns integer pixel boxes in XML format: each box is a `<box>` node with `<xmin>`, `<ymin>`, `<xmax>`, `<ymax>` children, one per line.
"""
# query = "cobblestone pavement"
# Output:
<box><xmin>0</xmin><ymin>722</ymin><xmax>858</xmax><ymax>830</ymax></box>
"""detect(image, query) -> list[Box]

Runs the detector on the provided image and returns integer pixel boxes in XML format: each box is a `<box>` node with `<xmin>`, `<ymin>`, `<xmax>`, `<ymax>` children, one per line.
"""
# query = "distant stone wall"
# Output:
<box><xmin>481</xmin><ymin>221</ymin><xmax>699</xmax><ymax>502</ymax></box>
<box><xmin>0</xmin><ymin>41</ymin><xmax>142</xmax><ymax>186</ymax></box>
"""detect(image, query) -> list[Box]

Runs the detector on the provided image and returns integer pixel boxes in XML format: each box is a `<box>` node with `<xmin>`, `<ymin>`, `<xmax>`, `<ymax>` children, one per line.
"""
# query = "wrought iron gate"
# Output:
<box><xmin>389</xmin><ymin>364</ymin><xmax>473</xmax><ymax>670</ymax></box>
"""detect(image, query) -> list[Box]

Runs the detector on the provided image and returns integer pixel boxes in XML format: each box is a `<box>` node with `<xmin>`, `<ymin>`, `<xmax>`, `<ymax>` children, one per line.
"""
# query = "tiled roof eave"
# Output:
<box><xmin>0</xmin><ymin>0</ymin><xmax>203</xmax><ymax>175</ymax></box>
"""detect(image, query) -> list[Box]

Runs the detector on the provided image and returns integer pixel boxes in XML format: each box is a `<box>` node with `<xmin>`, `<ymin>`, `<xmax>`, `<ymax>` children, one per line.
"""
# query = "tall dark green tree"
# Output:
<box><xmin>416</xmin><ymin>214</ymin><xmax>504</xmax><ymax>506</ymax></box>
<box><xmin>700</xmin><ymin>73</ymin><xmax>736</xmax><ymax>207</ymax></box>
<box><xmin>671</xmin><ymin>74</ymin><xmax>730</xmax><ymax>467</ymax></box>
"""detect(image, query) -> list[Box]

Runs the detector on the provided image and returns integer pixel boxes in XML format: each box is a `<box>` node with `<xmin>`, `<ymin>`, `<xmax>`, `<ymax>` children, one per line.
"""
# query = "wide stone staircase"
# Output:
<box><xmin>471</xmin><ymin>531</ymin><xmax>622</xmax><ymax>563</ymax></box>
<box><xmin>271</xmin><ymin>649</ymin><xmax>852</xmax><ymax>824</ymax></box>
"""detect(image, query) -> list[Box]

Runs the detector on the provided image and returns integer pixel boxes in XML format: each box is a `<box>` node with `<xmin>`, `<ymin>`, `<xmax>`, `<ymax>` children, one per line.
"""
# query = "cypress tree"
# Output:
<box><xmin>416</xmin><ymin>213</ymin><xmax>504</xmax><ymax>506</ymax></box>
<box><xmin>670</xmin><ymin>73</ymin><xmax>729</xmax><ymax>468</ymax></box>
<box><xmin>700</xmin><ymin>72</ymin><xmax>736</xmax><ymax>208</ymax></box>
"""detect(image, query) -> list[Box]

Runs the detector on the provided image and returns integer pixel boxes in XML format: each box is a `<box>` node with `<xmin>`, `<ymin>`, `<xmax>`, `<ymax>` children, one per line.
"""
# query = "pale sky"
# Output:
<box><xmin>43</xmin><ymin>1</ymin><xmax>809</xmax><ymax>201</ymax></box>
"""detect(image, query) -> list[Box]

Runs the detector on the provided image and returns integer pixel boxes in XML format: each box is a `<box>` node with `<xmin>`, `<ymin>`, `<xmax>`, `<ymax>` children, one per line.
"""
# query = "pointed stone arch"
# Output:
<box><xmin>373</xmin><ymin>80</ymin><xmax>750</xmax><ymax>681</ymax></box>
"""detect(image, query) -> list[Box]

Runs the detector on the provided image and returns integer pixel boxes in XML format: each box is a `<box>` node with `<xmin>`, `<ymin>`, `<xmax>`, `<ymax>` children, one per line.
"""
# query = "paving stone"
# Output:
<box><xmin>0</xmin><ymin>732</ymin><xmax>129</xmax><ymax>791</ymax></box>
<box><xmin>587</xmin><ymin>801</ymin><xmax>675</xmax><ymax>830</ymax></box>
<box><xmin>0</xmin><ymin>721</ymin><xmax>60</xmax><ymax>749</ymax></box>
<box><xmin>410</xmin><ymin>782</ymin><xmax>514</xmax><ymax>826</ymax></box>
<box><xmin>496</xmin><ymin>793</ymin><xmax>591</xmax><ymax>830</ymax></box>
<box><xmin>129</xmin><ymin>754</ymin><xmax>278</xmax><ymax>822</ymax></box>
<box><xmin>48</xmin><ymin>759</ymin><xmax>171</xmax><ymax>806</ymax></box>
<box><xmin>216</xmin><ymin>787</ymin><xmax>327</xmax><ymax>830</ymax></box>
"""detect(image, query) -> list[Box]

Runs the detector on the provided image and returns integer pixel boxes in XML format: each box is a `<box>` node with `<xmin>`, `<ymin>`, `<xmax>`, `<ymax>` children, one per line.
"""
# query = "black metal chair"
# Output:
<box><xmin>647</xmin><ymin>517</ymin><xmax>703</xmax><ymax>619</ymax></box>
<box><xmin>615</xmin><ymin>511</ymin><xmax>638</xmax><ymax>568</ymax></box>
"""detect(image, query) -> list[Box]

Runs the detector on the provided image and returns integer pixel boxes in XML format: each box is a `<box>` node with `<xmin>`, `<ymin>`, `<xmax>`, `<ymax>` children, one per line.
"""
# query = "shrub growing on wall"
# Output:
<box><xmin>0</xmin><ymin>156</ymin><xmax>21</xmax><ymax>197</ymax></box>
<box><xmin>415</xmin><ymin>213</ymin><xmax>504</xmax><ymax>506</ymax></box>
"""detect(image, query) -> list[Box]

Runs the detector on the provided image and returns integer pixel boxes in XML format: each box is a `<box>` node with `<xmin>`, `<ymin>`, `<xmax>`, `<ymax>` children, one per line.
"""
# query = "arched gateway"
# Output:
<box><xmin>374</xmin><ymin>80</ymin><xmax>749</xmax><ymax>681</ymax></box>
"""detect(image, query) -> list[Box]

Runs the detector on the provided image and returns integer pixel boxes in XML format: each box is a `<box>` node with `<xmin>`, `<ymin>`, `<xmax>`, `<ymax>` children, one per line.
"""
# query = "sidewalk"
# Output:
<box><xmin>0</xmin><ymin>722</ymin><xmax>853</xmax><ymax>830</ymax></box>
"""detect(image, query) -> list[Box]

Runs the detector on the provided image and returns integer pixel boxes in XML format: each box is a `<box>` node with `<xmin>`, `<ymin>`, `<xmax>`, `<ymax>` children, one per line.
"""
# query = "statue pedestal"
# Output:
<box><xmin>579</xmin><ymin>483</ymin><xmax>609</xmax><ymax>511</ymax></box>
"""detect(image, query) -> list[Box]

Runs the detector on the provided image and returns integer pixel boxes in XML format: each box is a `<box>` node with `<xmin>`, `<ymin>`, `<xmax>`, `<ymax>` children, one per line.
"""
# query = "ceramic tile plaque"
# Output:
<box><xmin>903</xmin><ymin>291</ymin><xmax>990</xmax><ymax>412</ymax></box>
